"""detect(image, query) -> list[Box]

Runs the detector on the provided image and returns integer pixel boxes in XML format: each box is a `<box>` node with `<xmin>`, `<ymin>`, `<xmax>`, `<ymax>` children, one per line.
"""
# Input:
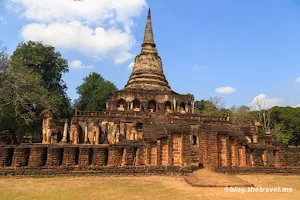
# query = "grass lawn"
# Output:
<box><xmin>0</xmin><ymin>175</ymin><xmax>299</xmax><ymax>200</ymax></box>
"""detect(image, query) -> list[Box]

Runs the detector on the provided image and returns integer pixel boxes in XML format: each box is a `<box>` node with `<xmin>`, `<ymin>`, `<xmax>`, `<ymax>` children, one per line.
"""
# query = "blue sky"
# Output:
<box><xmin>0</xmin><ymin>0</ymin><xmax>300</xmax><ymax>108</ymax></box>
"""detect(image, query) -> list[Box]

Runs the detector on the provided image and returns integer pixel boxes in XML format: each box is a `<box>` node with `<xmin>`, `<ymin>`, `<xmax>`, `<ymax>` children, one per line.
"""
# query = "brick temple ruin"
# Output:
<box><xmin>0</xmin><ymin>9</ymin><xmax>299</xmax><ymax>176</ymax></box>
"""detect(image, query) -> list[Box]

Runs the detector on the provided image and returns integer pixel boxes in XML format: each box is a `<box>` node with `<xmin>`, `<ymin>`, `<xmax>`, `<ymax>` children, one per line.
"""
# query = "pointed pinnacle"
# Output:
<box><xmin>148</xmin><ymin>8</ymin><xmax>151</xmax><ymax>20</ymax></box>
<box><xmin>142</xmin><ymin>8</ymin><xmax>156</xmax><ymax>50</ymax></box>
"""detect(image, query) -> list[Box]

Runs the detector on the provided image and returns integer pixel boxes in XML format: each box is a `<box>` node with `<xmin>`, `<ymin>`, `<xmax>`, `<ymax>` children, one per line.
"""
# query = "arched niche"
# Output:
<box><xmin>180</xmin><ymin>102</ymin><xmax>186</xmax><ymax>113</ymax></box>
<box><xmin>148</xmin><ymin>100</ymin><xmax>156</xmax><ymax>112</ymax></box>
<box><xmin>117</xmin><ymin>99</ymin><xmax>127</xmax><ymax>111</ymax></box>
<box><xmin>164</xmin><ymin>101</ymin><xmax>172</xmax><ymax>112</ymax></box>
<box><xmin>78</xmin><ymin>125</ymin><xmax>84</xmax><ymax>144</ymax></box>
<box><xmin>132</xmin><ymin>99</ymin><xmax>140</xmax><ymax>111</ymax></box>
<box><xmin>192</xmin><ymin>135</ymin><xmax>198</xmax><ymax>145</ymax></box>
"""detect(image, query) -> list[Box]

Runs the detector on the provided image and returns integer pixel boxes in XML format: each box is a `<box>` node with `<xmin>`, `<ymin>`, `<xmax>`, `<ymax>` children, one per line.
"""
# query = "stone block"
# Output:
<box><xmin>28</xmin><ymin>146</ymin><xmax>47</xmax><ymax>167</ymax></box>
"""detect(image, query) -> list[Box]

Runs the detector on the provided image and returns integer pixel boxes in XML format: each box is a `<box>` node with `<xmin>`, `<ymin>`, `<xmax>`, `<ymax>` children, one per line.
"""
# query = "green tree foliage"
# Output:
<box><xmin>203</xmin><ymin>101</ymin><xmax>219</xmax><ymax>115</ymax></box>
<box><xmin>270</xmin><ymin>106</ymin><xmax>300</xmax><ymax>146</ymax></box>
<box><xmin>0</xmin><ymin>64</ymin><xmax>51</xmax><ymax>122</ymax></box>
<box><xmin>75</xmin><ymin>72</ymin><xmax>118</xmax><ymax>111</ymax></box>
<box><xmin>0</xmin><ymin>44</ymin><xmax>54</xmax><ymax>142</ymax></box>
<box><xmin>0</xmin><ymin>41</ymin><xmax>71</xmax><ymax>143</ymax></box>
<box><xmin>194</xmin><ymin>97</ymin><xmax>229</xmax><ymax>116</ymax></box>
<box><xmin>187</xmin><ymin>93</ymin><xmax>194</xmax><ymax>105</ymax></box>
<box><xmin>194</xmin><ymin>100</ymin><xmax>207</xmax><ymax>113</ymax></box>
<box><xmin>270</xmin><ymin>123</ymin><xmax>293</xmax><ymax>146</ymax></box>
<box><xmin>0</xmin><ymin>41</ymin><xmax>8</xmax><ymax>72</ymax></box>
<box><xmin>230</xmin><ymin>105</ymin><xmax>256</xmax><ymax>125</ymax></box>
<box><xmin>10</xmin><ymin>41</ymin><xmax>72</xmax><ymax>119</ymax></box>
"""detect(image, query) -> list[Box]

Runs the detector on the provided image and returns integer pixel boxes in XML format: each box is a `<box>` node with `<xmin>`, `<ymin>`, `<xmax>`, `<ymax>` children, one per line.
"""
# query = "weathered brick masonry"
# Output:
<box><xmin>0</xmin><ymin>143</ymin><xmax>193</xmax><ymax>174</ymax></box>
<box><xmin>12</xmin><ymin>147</ymin><xmax>30</xmax><ymax>167</ymax></box>
<box><xmin>0</xmin><ymin>147</ymin><xmax>13</xmax><ymax>167</ymax></box>
<box><xmin>1</xmin><ymin>9</ymin><xmax>300</xmax><ymax>176</ymax></box>
<box><xmin>28</xmin><ymin>146</ymin><xmax>47</xmax><ymax>167</ymax></box>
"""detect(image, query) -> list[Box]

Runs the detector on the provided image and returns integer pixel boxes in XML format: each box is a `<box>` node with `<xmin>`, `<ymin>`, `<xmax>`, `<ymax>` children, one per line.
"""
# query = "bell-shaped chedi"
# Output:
<box><xmin>124</xmin><ymin>9</ymin><xmax>171</xmax><ymax>91</ymax></box>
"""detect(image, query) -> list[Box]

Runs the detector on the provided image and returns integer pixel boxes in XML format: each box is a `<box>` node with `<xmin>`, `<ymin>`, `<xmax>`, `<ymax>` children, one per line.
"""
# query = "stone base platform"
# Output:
<box><xmin>184</xmin><ymin>169</ymin><xmax>254</xmax><ymax>187</ymax></box>
<box><xmin>214</xmin><ymin>167</ymin><xmax>300</xmax><ymax>175</ymax></box>
<box><xmin>0</xmin><ymin>166</ymin><xmax>192</xmax><ymax>177</ymax></box>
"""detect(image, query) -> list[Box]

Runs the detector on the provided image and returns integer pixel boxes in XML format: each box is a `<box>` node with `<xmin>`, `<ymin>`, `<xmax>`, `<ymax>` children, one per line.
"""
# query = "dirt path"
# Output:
<box><xmin>184</xmin><ymin>169</ymin><xmax>254</xmax><ymax>187</ymax></box>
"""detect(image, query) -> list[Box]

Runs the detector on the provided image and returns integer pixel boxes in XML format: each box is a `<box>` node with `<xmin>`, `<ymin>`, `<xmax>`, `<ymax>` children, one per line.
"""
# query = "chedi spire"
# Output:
<box><xmin>141</xmin><ymin>9</ymin><xmax>157</xmax><ymax>54</ymax></box>
<box><xmin>124</xmin><ymin>9</ymin><xmax>171</xmax><ymax>91</ymax></box>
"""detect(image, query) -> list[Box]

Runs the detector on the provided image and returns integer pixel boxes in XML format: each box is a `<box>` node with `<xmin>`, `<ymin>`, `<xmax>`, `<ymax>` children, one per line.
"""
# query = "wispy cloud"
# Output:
<box><xmin>70</xmin><ymin>60</ymin><xmax>94</xmax><ymax>69</ymax></box>
<box><xmin>215</xmin><ymin>86</ymin><xmax>236</xmax><ymax>94</ymax></box>
<box><xmin>296</xmin><ymin>77</ymin><xmax>300</xmax><ymax>83</ymax></box>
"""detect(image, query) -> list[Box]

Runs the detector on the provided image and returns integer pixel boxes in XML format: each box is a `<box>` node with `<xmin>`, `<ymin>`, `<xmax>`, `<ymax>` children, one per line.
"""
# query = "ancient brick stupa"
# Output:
<box><xmin>106</xmin><ymin>9</ymin><xmax>192</xmax><ymax>114</ymax></box>
<box><xmin>0</xmin><ymin>9</ymin><xmax>299</xmax><ymax>174</ymax></box>
<box><xmin>124</xmin><ymin>9</ymin><xmax>171</xmax><ymax>92</ymax></box>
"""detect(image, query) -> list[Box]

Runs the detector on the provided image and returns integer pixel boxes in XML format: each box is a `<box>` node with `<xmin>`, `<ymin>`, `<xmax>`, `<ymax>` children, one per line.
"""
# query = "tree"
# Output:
<box><xmin>270</xmin><ymin>106</ymin><xmax>300</xmax><ymax>146</ymax></box>
<box><xmin>0</xmin><ymin>57</ymin><xmax>53</xmax><ymax>142</ymax></box>
<box><xmin>254</xmin><ymin>97</ymin><xmax>272</xmax><ymax>135</ymax></box>
<box><xmin>230</xmin><ymin>105</ymin><xmax>256</xmax><ymax>125</ymax></box>
<box><xmin>193</xmin><ymin>97</ymin><xmax>229</xmax><ymax>116</ymax></box>
<box><xmin>187</xmin><ymin>93</ymin><xmax>194</xmax><ymax>105</ymax></box>
<box><xmin>209</xmin><ymin>96</ymin><xmax>226</xmax><ymax>110</ymax></box>
<box><xmin>10</xmin><ymin>41</ymin><xmax>71</xmax><ymax>119</ymax></box>
<box><xmin>270</xmin><ymin>123</ymin><xmax>293</xmax><ymax>146</ymax></box>
<box><xmin>75</xmin><ymin>72</ymin><xmax>118</xmax><ymax>111</ymax></box>
<box><xmin>0</xmin><ymin>41</ymin><xmax>9</xmax><ymax>72</ymax></box>
<box><xmin>0</xmin><ymin>41</ymin><xmax>71</xmax><ymax>143</ymax></box>
<box><xmin>194</xmin><ymin>100</ymin><xmax>207</xmax><ymax>113</ymax></box>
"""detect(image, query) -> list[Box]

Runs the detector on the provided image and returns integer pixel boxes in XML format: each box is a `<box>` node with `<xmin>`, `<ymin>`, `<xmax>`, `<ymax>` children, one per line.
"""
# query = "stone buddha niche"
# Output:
<box><xmin>117</xmin><ymin>99</ymin><xmax>126</xmax><ymax>111</ymax></box>
<box><xmin>179</xmin><ymin>103</ymin><xmax>186</xmax><ymax>113</ymax></box>
<box><xmin>117</xmin><ymin>105</ymin><xmax>124</xmax><ymax>111</ymax></box>
<box><xmin>165</xmin><ymin>102</ymin><xmax>172</xmax><ymax>112</ymax></box>
<box><xmin>132</xmin><ymin>100</ymin><xmax>141</xmax><ymax>111</ymax></box>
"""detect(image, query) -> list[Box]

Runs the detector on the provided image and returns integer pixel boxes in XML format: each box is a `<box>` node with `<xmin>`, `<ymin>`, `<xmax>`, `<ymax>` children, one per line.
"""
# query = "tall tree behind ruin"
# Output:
<box><xmin>75</xmin><ymin>72</ymin><xmax>118</xmax><ymax>111</ymax></box>
<box><xmin>230</xmin><ymin>105</ymin><xmax>256</xmax><ymax>125</ymax></box>
<box><xmin>254</xmin><ymin>97</ymin><xmax>272</xmax><ymax>136</ymax></box>
<box><xmin>0</xmin><ymin>41</ymin><xmax>54</xmax><ymax>142</ymax></box>
<box><xmin>10</xmin><ymin>41</ymin><xmax>72</xmax><ymax>119</ymax></box>
<box><xmin>193</xmin><ymin>97</ymin><xmax>229</xmax><ymax>116</ymax></box>
<box><xmin>270</xmin><ymin>106</ymin><xmax>300</xmax><ymax>146</ymax></box>
<box><xmin>209</xmin><ymin>96</ymin><xmax>226</xmax><ymax>110</ymax></box>
<box><xmin>0</xmin><ymin>41</ymin><xmax>8</xmax><ymax>72</ymax></box>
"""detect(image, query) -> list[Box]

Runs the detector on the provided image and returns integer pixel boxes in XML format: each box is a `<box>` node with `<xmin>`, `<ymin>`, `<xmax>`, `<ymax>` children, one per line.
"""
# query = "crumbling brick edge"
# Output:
<box><xmin>0</xmin><ymin>166</ymin><xmax>193</xmax><ymax>177</ymax></box>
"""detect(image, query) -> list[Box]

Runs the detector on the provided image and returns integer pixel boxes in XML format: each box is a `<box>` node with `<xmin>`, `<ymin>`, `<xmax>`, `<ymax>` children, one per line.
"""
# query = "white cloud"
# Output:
<box><xmin>21</xmin><ymin>22</ymin><xmax>136</xmax><ymax>64</ymax></box>
<box><xmin>296</xmin><ymin>77</ymin><xmax>300</xmax><ymax>83</ymax></box>
<box><xmin>7</xmin><ymin>0</ymin><xmax>147</xmax><ymax>64</ymax></box>
<box><xmin>295</xmin><ymin>104</ymin><xmax>300</xmax><ymax>108</ymax></box>
<box><xmin>250</xmin><ymin>94</ymin><xmax>284</xmax><ymax>110</ymax></box>
<box><xmin>127</xmin><ymin>62</ymin><xmax>134</xmax><ymax>69</ymax></box>
<box><xmin>70</xmin><ymin>60</ymin><xmax>93</xmax><ymax>69</ymax></box>
<box><xmin>215</xmin><ymin>86</ymin><xmax>236</xmax><ymax>94</ymax></box>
